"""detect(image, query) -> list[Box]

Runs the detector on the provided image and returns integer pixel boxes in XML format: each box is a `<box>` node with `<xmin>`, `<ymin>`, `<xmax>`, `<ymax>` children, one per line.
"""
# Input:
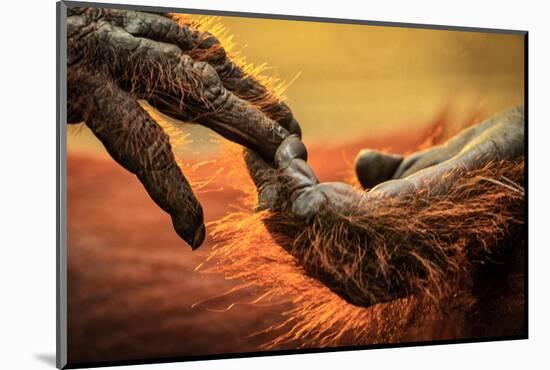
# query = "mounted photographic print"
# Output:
<box><xmin>56</xmin><ymin>1</ymin><xmax>527</xmax><ymax>368</ymax></box>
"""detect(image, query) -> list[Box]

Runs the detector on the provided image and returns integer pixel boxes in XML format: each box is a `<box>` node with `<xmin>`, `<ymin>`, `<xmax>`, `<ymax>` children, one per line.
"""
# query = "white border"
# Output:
<box><xmin>2</xmin><ymin>0</ymin><xmax>548</xmax><ymax>369</ymax></box>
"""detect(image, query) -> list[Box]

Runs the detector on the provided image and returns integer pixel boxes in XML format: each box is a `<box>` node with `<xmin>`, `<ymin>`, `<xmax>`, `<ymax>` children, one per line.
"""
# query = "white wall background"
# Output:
<box><xmin>0</xmin><ymin>0</ymin><xmax>548</xmax><ymax>369</ymax></box>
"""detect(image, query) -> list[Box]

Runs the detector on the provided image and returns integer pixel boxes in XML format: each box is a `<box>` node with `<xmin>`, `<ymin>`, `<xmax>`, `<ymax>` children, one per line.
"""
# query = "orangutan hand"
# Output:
<box><xmin>244</xmin><ymin>105</ymin><xmax>524</xmax><ymax>308</ymax></box>
<box><xmin>66</xmin><ymin>7</ymin><xmax>300</xmax><ymax>248</ymax></box>
<box><xmin>246</xmin><ymin>105</ymin><xmax>524</xmax><ymax>220</ymax></box>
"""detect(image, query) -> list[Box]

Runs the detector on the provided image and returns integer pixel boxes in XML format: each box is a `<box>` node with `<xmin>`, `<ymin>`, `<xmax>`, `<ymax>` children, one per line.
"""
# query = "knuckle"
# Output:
<box><xmin>291</xmin><ymin>186</ymin><xmax>326</xmax><ymax>220</ymax></box>
<box><xmin>194</xmin><ymin>61</ymin><xmax>227</xmax><ymax>104</ymax></box>
<box><xmin>196</xmin><ymin>61</ymin><xmax>219</xmax><ymax>85</ymax></box>
<box><xmin>275</xmin><ymin>135</ymin><xmax>308</xmax><ymax>168</ymax></box>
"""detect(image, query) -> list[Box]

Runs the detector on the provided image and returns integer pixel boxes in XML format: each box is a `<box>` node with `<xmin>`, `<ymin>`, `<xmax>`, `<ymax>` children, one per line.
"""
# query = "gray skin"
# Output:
<box><xmin>246</xmin><ymin>105</ymin><xmax>524</xmax><ymax>219</ymax></box>
<box><xmin>66</xmin><ymin>7</ymin><xmax>300</xmax><ymax>249</ymax></box>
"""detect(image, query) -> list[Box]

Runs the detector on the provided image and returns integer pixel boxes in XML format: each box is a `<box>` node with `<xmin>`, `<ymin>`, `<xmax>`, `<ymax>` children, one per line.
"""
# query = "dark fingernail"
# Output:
<box><xmin>191</xmin><ymin>224</ymin><xmax>206</xmax><ymax>250</ymax></box>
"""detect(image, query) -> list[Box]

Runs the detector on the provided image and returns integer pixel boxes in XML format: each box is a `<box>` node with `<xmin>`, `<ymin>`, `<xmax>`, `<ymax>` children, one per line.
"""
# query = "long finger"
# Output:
<box><xmin>68</xmin><ymin>13</ymin><xmax>291</xmax><ymax>161</ymax></box>
<box><xmin>393</xmin><ymin>106</ymin><xmax>524</xmax><ymax>179</ymax></box>
<box><xmin>354</xmin><ymin>106</ymin><xmax>524</xmax><ymax>190</ymax></box>
<box><xmin>371</xmin><ymin>106</ymin><xmax>525</xmax><ymax>198</ymax></box>
<box><xmin>96</xmin><ymin>8</ymin><xmax>301</xmax><ymax>135</ymax></box>
<box><xmin>67</xmin><ymin>69</ymin><xmax>206</xmax><ymax>249</ymax></box>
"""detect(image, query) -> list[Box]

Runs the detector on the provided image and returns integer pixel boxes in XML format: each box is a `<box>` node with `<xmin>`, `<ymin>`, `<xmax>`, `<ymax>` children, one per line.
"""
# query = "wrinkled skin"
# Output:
<box><xmin>247</xmin><ymin>105</ymin><xmax>524</xmax><ymax>220</ymax></box>
<box><xmin>67</xmin><ymin>7</ymin><xmax>299</xmax><ymax>248</ymax></box>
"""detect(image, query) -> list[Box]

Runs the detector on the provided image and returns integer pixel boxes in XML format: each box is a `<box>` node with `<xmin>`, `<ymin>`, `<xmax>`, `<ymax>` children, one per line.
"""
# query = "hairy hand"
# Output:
<box><xmin>246</xmin><ymin>106</ymin><xmax>524</xmax><ymax>307</ymax></box>
<box><xmin>247</xmin><ymin>106</ymin><xmax>524</xmax><ymax>220</ymax></box>
<box><xmin>66</xmin><ymin>7</ymin><xmax>300</xmax><ymax>248</ymax></box>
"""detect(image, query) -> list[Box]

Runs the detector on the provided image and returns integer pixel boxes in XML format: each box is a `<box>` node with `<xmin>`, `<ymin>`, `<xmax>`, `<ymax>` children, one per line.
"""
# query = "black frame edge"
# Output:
<box><xmin>57</xmin><ymin>1</ymin><xmax>68</xmax><ymax>369</ymax></box>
